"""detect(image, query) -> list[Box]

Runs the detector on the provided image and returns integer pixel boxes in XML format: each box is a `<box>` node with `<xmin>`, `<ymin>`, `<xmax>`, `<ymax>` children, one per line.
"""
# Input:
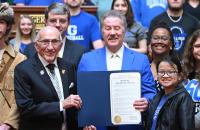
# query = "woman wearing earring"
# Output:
<box><xmin>183</xmin><ymin>29</ymin><xmax>200</xmax><ymax>129</ymax></box>
<box><xmin>111</xmin><ymin>0</ymin><xmax>147</xmax><ymax>54</ymax></box>
<box><xmin>148</xmin><ymin>21</ymin><xmax>175</xmax><ymax>91</ymax></box>
<box><xmin>147</xmin><ymin>55</ymin><xmax>194</xmax><ymax>130</ymax></box>
<box><xmin>10</xmin><ymin>15</ymin><xmax>36</xmax><ymax>56</ymax></box>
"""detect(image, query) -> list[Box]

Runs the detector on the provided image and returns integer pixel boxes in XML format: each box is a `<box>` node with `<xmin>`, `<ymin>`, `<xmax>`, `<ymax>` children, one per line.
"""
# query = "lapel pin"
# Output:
<box><xmin>69</xmin><ymin>82</ymin><xmax>74</xmax><ymax>89</ymax></box>
<box><xmin>62</xmin><ymin>69</ymin><xmax>65</xmax><ymax>74</ymax></box>
<box><xmin>40</xmin><ymin>70</ymin><xmax>44</xmax><ymax>75</ymax></box>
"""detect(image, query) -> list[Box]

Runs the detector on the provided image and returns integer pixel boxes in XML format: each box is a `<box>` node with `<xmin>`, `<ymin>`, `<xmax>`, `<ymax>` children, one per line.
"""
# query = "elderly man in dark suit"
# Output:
<box><xmin>26</xmin><ymin>3</ymin><xmax>87</xmax><ymax>67</ymax></box>
<box><xmin>14</xmin><ymin>26</ymin><xmax>95</xmax><ymax>130</ymax></box>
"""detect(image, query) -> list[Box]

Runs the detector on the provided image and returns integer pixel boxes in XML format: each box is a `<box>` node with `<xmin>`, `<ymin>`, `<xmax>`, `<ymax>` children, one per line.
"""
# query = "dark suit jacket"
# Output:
<box><xmin>25</xmin><ymin>39</ymin><xmax>88</xmax><ymax>67</ymax></box>
<box><xmin>14</xmin><ymin>54</ymin><xmax>80</xmax><ymax>130</ymax></box>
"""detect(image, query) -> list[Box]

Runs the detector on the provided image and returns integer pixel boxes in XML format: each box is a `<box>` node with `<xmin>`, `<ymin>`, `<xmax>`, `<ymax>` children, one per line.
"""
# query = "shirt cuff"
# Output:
<box><xmin>60</xmin><ymin>101</ymin><xmax>63</xmax><ymax>111</ymax></box>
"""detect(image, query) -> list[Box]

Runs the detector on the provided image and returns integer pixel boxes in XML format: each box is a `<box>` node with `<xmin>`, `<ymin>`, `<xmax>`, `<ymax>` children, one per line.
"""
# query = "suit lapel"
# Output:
<box><xmin>57</xmin><ymin>58</ymin><xmax>69</xmax><ymax>98</ymax></box>
<box><xmin>63</xmin><ymin>39</ymin><xmax>73</xmax><ymax>60</ymax></box>
<box><xmin>96</xmin><ymin>47</ymin><xmax>107</xmax><ymax>71</ymax></box>
<box><xmin>122</xmin><ymin>47</ymin><xmax>135</xmax><ymax>70</ymax></box>
<box><xmin>31</xmin><ymin>54</ymin><xmax>59</xmax><ymax>99</ymax></box>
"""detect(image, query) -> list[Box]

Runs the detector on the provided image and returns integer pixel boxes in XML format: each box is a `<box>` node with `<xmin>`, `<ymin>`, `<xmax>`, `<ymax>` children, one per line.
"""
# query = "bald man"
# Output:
<box><xmin>14</xmin><ymin>26</ymin><xmax>82</xmax><ymax>130</ymax></box>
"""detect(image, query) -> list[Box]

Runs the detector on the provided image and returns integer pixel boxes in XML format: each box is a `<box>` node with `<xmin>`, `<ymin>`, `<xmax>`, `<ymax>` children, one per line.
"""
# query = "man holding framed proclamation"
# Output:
<box><xmin>78</xmin><ymin>10</ymin><xmax>156</xmax><ymax>130</ymax></box>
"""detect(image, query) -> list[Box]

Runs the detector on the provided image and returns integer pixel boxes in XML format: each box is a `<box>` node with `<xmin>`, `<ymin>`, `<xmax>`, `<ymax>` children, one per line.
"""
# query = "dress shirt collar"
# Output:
<box><xmin>38</xmin><ymin>54</ymin><xmax>58</xmax><ymax>69</ymax></box>
<box><xmin>106</xmin><ymin>44</ymin><xmax>124</xmax><ymax>59</ymax></box>
<box><xmin>58</xmin><ymin>36</ymin><xmax>66</xmax><ymax>58</ymax></box>
<box><xmin>106</xmin><ymin>44</ymin><xmax>124</xmax><ymax>71</ymax></box>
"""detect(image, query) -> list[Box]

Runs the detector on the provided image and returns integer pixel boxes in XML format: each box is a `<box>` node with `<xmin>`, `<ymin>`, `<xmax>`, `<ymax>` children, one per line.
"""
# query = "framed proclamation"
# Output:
<box><xmin>77</xmin><ymin>71</ymin><xmax>141</xmax><ymax>127</ymax></box>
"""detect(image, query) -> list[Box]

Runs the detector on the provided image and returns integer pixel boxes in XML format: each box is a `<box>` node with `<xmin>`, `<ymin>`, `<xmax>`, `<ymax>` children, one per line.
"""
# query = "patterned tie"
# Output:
<box><xmin>46</xmin><ymin>64</ymin><xmax>63</xmax><ymax>100</ymax></box>
<box><xmin>47</xmin><ymin>64</ymin><xmax>67</xmax><ymax>129</ymax></box>
<box><xmin>110</xmin><ymin>54</ymin><xmax>120</xmax><ymax>71</ymax></box>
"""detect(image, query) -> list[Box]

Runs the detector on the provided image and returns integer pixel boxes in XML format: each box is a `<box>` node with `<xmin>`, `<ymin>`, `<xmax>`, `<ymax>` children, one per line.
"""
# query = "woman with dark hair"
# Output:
<box><xmin>111</xmin><ymin>0</ymin><xmax>147</xmax><ymax>54</ymax></box>
<box><xmin>148</xmin><ymin>21</ymin><xmax>175</xmax><ymax>91</ymax></box>
<box><xmin>147</xmin><ymin>55</ymin><xmax>194</xmax><ymax>130</ymax></box>
<box><xmin>183</xmin><ymin>29</ymin><xmax>200</xmax><ymax>129</ymax></box>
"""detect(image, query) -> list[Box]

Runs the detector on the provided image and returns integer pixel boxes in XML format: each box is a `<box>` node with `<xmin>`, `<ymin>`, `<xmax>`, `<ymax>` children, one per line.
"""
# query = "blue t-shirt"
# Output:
<box><xmin>151</xmin><ymin>95</ymin><xmax>168</xmax><ymax>130</ymax></box>
<box><xmin>14</xmin><ymin>0</ymin><xmax>62</xmax><ymax>6</ymax></box>
<box><xmin>66</xmin><ymin>11</ymin><xmax>102</xmax><ymax>49</ymax></box>
<box><xmin>19</xmin><ymin>42</ymin><xmax>28</xmax><ymax>54</ymax></box>
<box><xmin>131</xmin><ymin>0</ymin><xmax>167</xmax><ymax>29</ymax></box>
<box><xmin>184</xmin><ymin>79</ymin><xmax>200</xmax><ymax>115</ymax></box>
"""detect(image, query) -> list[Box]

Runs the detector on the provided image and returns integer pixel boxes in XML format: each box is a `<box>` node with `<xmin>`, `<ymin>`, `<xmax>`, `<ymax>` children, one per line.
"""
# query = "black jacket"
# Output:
<box><xmin>146</xmin><ymin>84</ymin><xmax>195</xmax><ymax>130</ymax></box>
<box><xmin>15</xmin><ymin>55</ymin><xmax>81</xmax><ymax>130</ymax></box>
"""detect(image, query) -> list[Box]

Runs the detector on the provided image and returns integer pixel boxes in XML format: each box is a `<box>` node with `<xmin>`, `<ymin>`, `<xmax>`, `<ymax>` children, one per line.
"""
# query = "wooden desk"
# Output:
<box><xmin>10</xmin><ymin>6</ymin><xmax>97</xmax><ymax>38</ymax></box>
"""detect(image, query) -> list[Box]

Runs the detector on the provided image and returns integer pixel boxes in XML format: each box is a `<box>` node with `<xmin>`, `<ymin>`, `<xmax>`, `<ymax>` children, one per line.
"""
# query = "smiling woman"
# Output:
<box><xmin>148</xmin><ymin>21</ymin><xmax>175</xmax><ymax>92</ymax></box>
<box><xmin>183</xmin><ymin>29</ymin><xmax>200</xmax><ymax>129</ymax></box>
<box><xmin>9</xmin><ymin>15</ymin><xmax>36</xmax><ymax>55</ymax></box>
<box><xmin>146</xmin><ymin>55</ymin><xmax>195</xmax><ymax>130</ymax></box>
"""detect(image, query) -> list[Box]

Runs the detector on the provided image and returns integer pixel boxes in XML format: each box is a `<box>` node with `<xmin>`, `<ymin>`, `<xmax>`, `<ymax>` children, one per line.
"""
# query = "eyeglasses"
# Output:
<box><xmin>151</xmin><ymin>35</ymin><xmax>170</xmax><ymax>42</ymax></box>
<box><xmin>37</xmin><ymin>39</ymin><xmax>61</xmax><ymax>47</ymax></box>
<box><xmin>158</xmin><ymin>71</ymin><xmax>177</xmax><ymax>77</ymax></box>
<box><xmin>48</xmin><ymin>18</ymin><xmax>68</xmax><ymax>25</ymax></box>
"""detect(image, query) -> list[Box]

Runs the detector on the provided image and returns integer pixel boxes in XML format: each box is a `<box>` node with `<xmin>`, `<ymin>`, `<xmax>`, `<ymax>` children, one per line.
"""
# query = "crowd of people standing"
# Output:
<box><xmin>0</xmin><ymin>0</ymin><xmax>200</xmax><ymax>130</ymax></box>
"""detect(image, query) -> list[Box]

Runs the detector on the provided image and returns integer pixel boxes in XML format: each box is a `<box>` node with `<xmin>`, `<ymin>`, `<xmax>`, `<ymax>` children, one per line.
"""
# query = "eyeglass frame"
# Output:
<box><xmin>157</xmin><ymin>70</ymin><xmax>178</xmax><ymax>77</ymax></box>
<box><xmin>37</xmin><ymin>39</ymin><xmax>62</xmax><ymax>47</ymax></box>
<box><xmin>47</xmin><ymin>18</ymin><xmax>68</xmax><ymax>25</ymax></box>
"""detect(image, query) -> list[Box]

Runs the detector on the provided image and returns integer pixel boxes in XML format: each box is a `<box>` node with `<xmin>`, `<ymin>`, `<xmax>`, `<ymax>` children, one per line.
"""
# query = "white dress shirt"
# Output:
<box><xmin>38</xmin><ymin>54</ymin><xmax>67</xmax><ymax>130</ymax></box>
<box><xmin>58</xmin><ymin>36</ymin><xmax>66</xmax><ymax>58</ymax></box>
<box><xmin>106</xmin><ymin>45</ymin><xmax>124</xmax><ymax>71</ymax></box>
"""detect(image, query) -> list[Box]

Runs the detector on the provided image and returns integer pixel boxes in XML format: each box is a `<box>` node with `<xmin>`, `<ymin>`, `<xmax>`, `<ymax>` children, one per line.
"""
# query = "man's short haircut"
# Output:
<box><xmin>45</xmin><ymin>2</ymin><xmax>70</xmax><ymax>22</ymax></box>
<box><xmin>0</xmin><ymin>3</ymin><xmax>14</xmax><ymax>36</ymax></box>
<box><xmin>100</xmin><ymin>10</ymin><xmax>127</xmax><ymax>31</ymax></box>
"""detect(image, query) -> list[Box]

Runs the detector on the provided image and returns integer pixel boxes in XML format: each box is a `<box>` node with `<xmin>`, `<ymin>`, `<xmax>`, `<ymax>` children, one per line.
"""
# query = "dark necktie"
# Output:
<box><xmin>47</xmin><ymin>64</ymin><xmax>55</xmax><ymax>73</ymax></box>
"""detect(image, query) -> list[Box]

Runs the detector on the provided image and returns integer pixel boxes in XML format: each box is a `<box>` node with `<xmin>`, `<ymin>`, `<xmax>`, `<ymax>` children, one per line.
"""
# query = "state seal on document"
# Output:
<box><xmin>114</xmin><ymin>115</ymin><xmax>122</xmax><ymax>124</ymax></box>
